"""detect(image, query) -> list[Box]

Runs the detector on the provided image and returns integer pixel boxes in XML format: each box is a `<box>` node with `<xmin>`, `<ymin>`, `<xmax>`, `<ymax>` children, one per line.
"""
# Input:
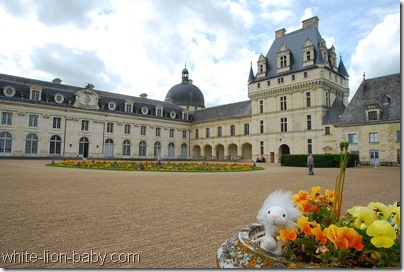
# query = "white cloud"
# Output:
<box><xmin>348</xmin><ymin>13</ymin><xmax>400</xmax><ymax>100</ymax></box>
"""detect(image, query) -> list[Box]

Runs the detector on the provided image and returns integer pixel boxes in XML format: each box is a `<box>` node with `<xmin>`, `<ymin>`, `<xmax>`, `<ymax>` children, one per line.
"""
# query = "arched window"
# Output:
<box><xmin>50</xmin><ymin>135</ymin><xmax>62</xmax><ymax>155</ymax></box>
<box><xmin>79</xmin><ymin>137</ymin><xmax>90</xmax><ymax>157</ymax></box>
<box><xmin>154</xmin><ymin>142</ymin><xmax>161</xmax><ymax>158</ymax></box>
<box><xmin>0</xmin><ymin>131</ymin><xmax>12</xmax><ymax>154</ymax></box>
<box><xmin>168</xmin><ymin>142</ymin><xmax>175</xmax><ymax>159</ymax></box>
<box><xmin>139</xmin><ymin>141</ymin><xmax>147</xmax><ymax>157</ymax></box>
<box><xmin>181</xmin><ymin>143</ymin><xmax>187</xmax><ymax>159</ymax></box>
<box><xmin>25</xmin><ymin>133</ymin><xmax>38</xmax><ymax>154</ymax></box>
<box><xmin>122</xmin><ymin>139</ymin><xmax>131</xmax><ymax>156</ymax></box>
<box><xmin>104</xmin><ymin>138</ymin><xmax>114</xmax><ymax>157</ymax></box>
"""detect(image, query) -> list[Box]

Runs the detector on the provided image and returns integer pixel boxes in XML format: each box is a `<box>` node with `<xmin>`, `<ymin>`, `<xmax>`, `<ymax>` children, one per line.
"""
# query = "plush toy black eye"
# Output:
<box><xmin>267</xmin><ymin>210</ymin><xmax>271</xmax><ymax>214</ymax></box>
<box><xmin>283</xmin><ymin>214</ymin><xmax>286</xmax><ymax>217</ymax></box>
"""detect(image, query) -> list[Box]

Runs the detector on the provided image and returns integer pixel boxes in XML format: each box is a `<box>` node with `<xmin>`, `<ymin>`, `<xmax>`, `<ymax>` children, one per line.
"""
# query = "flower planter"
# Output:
<box><xmin>216</xmin><ymin>223</ymin><xmax>322</xmax><ymax>268</ymax></box>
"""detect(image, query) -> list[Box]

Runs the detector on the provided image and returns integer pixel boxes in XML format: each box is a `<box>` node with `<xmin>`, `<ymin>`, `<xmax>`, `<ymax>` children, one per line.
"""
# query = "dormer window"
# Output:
<box><xmin>155</xmin><ymin>105</ymin><xmax>164</xmax><ymax>117</ymax></box>
<box><xmin>29</xmin><ymin>85</ymin><xmax>43</xmax><ymax>101</ymax></box>
<box><xmin>256</xmin><ymin>54</ymin><xmax>267</xmax><ymax>78</ymax></box>
<box><xmin>182</xmin><ymin>112</ymin><xmax>189</xmax><ymax>120</ymax></box>
<box><xmin>125</xmin><ymin>100</ymin><xmax>134</xmax><ymax>113</ymax></box>
<box><xmin>108</xmin><ymin>101</ymin><xmax>116</xmax><ymax>111</ymax></box>
<box><xmin>302</xmin><ymin>39</ymin><xmax>315</xmax><ymax>66</ymax></box>
<box><xmin>365</xmin><ymin>104</ymin><xmax>381</xmax><ymax>121</ymax></box>
<box><xmin>277</xmin><ymin>44</ymin><xmax>291</xmax><ymax>73</ymax></box>
<box><xmin>3</xmin><ymin>86</ymin><xmax>15</xmax><ymax>97</ymax></box>
<box><xmin>368</xmin><ymin>111</ymin><xmax>377</xmax><ymax>121</ymax></box>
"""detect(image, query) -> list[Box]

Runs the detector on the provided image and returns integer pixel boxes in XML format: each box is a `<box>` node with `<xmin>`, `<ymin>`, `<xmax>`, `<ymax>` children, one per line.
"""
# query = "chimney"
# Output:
<box><xmin>302</xmin><ymin>16</ymin><xmax>319</xmax><ymax>29</ymax></box>
<box><xmin>275</xmin><ymin>28</ymin><xmax>286</xmax><ymax>38</ymax></box>
<box><xmin>139</xmin><ymin>93</ymin><xmax>148</xmax><ymax>99</ymax></box>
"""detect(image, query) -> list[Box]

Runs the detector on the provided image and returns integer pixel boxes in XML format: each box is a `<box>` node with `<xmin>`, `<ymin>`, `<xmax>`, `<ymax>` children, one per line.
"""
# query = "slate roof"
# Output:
<box><xmin>0</xmin><ymin>73</ymin><xmax>188</xmax><ymax>121</ymax></box>
<box><xmin>191</xmin><ymin>100</ymin><xmax>251</xmax><ymax>123</ymax></box>
<box><xmin>249</xmin><ymin>19</ymin><xmax>348</xmax><ymax>82</ymax></box>
<box><xmin>336</xmin><ymin>73</ymin><xmax>401</xmax><ymax>126</ymax></box>
<box><xmin>322</xmin><ymin>97</ymin><xmax>346</xmax><ymax>124</ymax></box>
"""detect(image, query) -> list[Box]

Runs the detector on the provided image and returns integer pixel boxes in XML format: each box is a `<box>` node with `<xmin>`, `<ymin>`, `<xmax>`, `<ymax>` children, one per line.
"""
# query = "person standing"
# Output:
<box><xmin>307</xmin><ymin>154</ymin><xmax>314</xmax><ymax>175</ymax></box>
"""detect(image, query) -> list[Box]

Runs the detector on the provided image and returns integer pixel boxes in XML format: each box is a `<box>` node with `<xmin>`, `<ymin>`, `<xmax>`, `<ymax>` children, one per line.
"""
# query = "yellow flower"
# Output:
<box><xmin>368</xmin><ymin>202</ymin><xmax>388</xmax><ymax>219</ymax></box>
<box><xmin>366</xmin><ymin>220</ymin><xmax>397</xmax><ymax>248</ymax></box>
<box><xmin>385</xmin><ymin>202</ymin><xmax>400</xmax><ymax>229</ymax></box>
<box><xmin>348</xmin><ymin>206</ymin><xmax>375</xmax><ymax>229</ymax></box>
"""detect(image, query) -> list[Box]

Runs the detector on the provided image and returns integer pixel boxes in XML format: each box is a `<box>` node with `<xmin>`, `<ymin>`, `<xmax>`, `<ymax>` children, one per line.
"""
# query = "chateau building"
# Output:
<box><xmin>0</xmin><ymin>16</ymin><xmax>400</xmax><ymax>165</ymax></box>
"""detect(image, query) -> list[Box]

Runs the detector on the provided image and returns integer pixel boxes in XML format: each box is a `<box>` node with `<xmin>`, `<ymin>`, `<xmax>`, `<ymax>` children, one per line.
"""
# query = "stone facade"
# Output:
<box><xmin>0</xmin><ymin>16</ymin><xmax>400</xmax><ymax>165</ymax></box>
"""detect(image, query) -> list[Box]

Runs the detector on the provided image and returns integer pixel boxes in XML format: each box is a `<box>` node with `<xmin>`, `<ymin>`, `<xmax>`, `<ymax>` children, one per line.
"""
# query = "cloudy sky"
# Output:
<box><xmin>0</xmin><ymin>0</ymin><xmax>400</xmax><ymax>107</ymax></box>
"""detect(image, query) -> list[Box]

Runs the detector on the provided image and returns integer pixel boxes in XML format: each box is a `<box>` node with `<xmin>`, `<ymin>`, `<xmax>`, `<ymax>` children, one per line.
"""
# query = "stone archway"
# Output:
<box><xmin>228</xmin><ymin>144</ymin><xmax>238</xmax><ymax>160</ymax></box>
<box><xmin>278</xmin><ymin>144</ymin><xmax>290</xmax><ymax>163</ymax></box>
<box><xmin>204</xmin><ymin>145</ymin><xmax>212</xmax><ymax>160</ymax></box>
<box><xmin>215</xmin><ymin>144</ymin><xmax>225</xmax><ymax>160</ymax></box>
<box><xmin>241</xmin><ymin>143</ymin><xmax>252</xmax><ymax>160</ymax></box>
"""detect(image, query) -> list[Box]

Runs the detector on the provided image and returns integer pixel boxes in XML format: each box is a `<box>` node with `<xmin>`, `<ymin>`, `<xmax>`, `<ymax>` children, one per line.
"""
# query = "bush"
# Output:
<box><xmin>280</xmin><ymin>153</ymin><xmax>359</xmax><ymax>168</ymax></box>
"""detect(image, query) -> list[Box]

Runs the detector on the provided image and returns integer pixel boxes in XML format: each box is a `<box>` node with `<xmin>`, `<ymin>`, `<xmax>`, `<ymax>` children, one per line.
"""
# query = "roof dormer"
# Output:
<box><xmin>277</xmin><ymin>44</ymin><xmax>291</xmax><ymax>73</ymax></box>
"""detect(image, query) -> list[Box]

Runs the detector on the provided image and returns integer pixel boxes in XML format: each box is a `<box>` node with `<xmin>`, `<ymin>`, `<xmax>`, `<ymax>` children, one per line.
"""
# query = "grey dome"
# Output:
<box><xmin>165</xmin><ymin>67</ymin><xmax>205</xmax><ymax>108</ymax></box>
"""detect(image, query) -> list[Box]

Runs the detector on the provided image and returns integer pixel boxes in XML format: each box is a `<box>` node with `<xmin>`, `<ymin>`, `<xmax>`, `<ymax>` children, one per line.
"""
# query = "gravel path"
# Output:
<box><xmin>0</xmin><ymin>160</ymin><xmax>400</xmax><ymax>268</ymax></box>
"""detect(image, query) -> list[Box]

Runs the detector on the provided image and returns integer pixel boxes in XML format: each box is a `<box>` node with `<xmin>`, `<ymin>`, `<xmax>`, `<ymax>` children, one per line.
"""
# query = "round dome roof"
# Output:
<box><xmin>165</xmin><ymin>67</ymin><xmax>205</xmax><ymax>108</ymax></box>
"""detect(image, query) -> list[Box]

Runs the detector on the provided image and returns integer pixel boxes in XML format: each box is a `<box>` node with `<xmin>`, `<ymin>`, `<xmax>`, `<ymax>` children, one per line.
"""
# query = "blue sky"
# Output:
<box><xmin>0</xmin><ymin>0</ymin><xmax>399</xmax><ymax>107</ymax></box>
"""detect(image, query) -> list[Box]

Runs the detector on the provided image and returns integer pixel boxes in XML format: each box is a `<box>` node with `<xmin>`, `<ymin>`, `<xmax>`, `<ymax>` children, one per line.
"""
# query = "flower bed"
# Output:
<box><xmin>49</xmin><ymin>160</ymin><xmax>263</xmax><ymax>172</ymax></box>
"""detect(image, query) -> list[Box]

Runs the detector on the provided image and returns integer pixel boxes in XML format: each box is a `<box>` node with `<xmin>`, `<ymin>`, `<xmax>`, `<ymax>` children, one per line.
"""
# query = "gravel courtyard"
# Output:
<box><xmin>0</xmin><ymin>159</ymin><xmax>400</xmax><ymax>268</ymax></box>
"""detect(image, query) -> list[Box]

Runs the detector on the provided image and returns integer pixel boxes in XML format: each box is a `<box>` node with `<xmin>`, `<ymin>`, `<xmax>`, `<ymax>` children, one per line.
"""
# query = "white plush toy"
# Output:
<box><xmin>256</xmin><ymin>189</ymin><xmax>302</xmax><ymax>256</ymax></box>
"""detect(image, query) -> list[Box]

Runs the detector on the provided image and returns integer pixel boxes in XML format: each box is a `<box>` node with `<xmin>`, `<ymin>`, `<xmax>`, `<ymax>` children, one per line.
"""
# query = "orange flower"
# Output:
<box><xmin>278</xmin><ymin>228</ymin><xmax>297</xmax><ymax>242</ymax></box>
<box><xmin>297</xmin><ymin>216</ymin><xmax>312</xmax><ymax>235</ymax></box>
<box><xmin>310</xmin><ymin>186</ymin><xmax>321</xmax><ymax>198</ymax></box>
<box><xmin>323</xmin><ymin>224</ymin><xmax>364</xmax><ymax>251</ymax></box>
<box><xmin>311</xmin><ymin>222</ymin><xmax>328</xmax><ymax>244</ymax></box>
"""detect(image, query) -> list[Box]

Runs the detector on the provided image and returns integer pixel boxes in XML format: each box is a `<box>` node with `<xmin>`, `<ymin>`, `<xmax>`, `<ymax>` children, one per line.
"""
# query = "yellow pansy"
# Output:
<box><xmin>366</xmin><ymin>220</ymin><xmax>397</xmax><ymax>248</ymax></box>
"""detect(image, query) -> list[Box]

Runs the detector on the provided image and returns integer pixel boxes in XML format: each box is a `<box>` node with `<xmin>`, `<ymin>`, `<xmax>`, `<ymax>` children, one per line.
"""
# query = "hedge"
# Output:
<box><xmin>280</xmin><ymin>153</ymin><xmax>359</xmax><ymax>168</ymax></box>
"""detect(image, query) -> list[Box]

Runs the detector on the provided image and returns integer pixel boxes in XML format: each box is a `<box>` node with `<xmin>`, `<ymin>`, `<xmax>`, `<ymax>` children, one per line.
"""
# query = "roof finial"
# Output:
<box><xmin>363</xmin><ymin>72</ymin><xmax>366</xmax><ymax>81</ymax></box>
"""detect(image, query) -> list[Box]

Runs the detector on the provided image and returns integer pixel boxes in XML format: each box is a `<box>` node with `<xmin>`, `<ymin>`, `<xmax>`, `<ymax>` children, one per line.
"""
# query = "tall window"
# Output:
<box><xmin>169</xmin><ymin>129</ymin><xmax>175</xmax><ymax>138</ymax></box>
<box><xmin>122</xmin><ymin>140</ymin><xmax>131</xmax><ymax>156</ymax></box>
<box><xmin>125</xmin><ymin>104</ymin><xmax>133</xmax><ymax>113</ymax></box>
<box><xmin>195</xmin><ymin>129</ymin><xmax>199</xmax><ymax>139</ymax></box>
<box><xmin>280</xmin><ymin>55</ymin><xmax>287</xmax><ymax>68</ymax></box>
<box><xmin>348</xmin><ymin>133</ymin><xmax>358</xmax><ymax>144</ymax></box>
<box><xmin>396</xmin><ymin>131</ymin><xmax>401</xmax><ymax>142</ymax></box>
<box><xmin>28</xmin><ymin>114</ymin><xmax>39</xmax><ymax>127</ymax></box>
<box><xmin>260</xmin><ymin>120</ymin><xmax>264</xmax><ymax>134</ymax></box>
<box><xmin>325</xmin><ymin>126</ymin><xmax>330</xmax><ymax>135</ymax></box>
<box><xmin>154</xmin><ymin>142</ymin><xmax>161</xmax><ymax>157</ymax></box>
<box><xmin>206</xmin><ymin>128</ymin><xmax>210</xmax><ymax>138</ymax></box>
<box><xmin>306</xmin><ymin>92</ymin><xmax>311</xmax><ymax>107</ymax></box>
<box><xmin>369</xmin><ymin>132</ymin><xmax>379</xmax><ymax>143</ymax></box>
<box><xmin>49</xmin><ymin>135</ymin><xmax>61</xmax><ymax>155</ymax></box>
<box><xmin>0</xmin><ymin>132</ymin><xmax>12</xmax><ymax>154</ymax></box>
<box><xmin>140</xmin><ymin>126</ymin><xmax>147</xmax><ymax>136</ymax></box>
<box><xmin>182</xmin><ymin>130</ymin><xmax>187</xmax><ymax>139</ymax></box>
<box><xmin>124</xmin><ymin>124</ymin><xmax>131</xmax><ymax>134</ymax></box>
<box><xmin>1</xmin><ymin>112</ymin><xmax>12</xmax><ymax>125</ymax></box>
<box><xmin>281</xmin><ymin>118</ymin><xmax>287</xmax><ymax>132</ymax></box>
<box><xmin>217</xmin><ymin>126</ymin><xmax>222</xmax><ymax>137</ymax></box>
<box><xmin>25</xmin><ymin>133</ymin><xmax>38</xmax><ymax>154</ymax></box>
<box><xmin>139</xmin><ymin>141</ymin><xmax>147</xmax><ymax>156</ymax></box>
<box><xmin>156</xmin><ymin>127</ymin><xmax>161</xmax><ymax>137</ymax></box>
<box><xmin>244</xmin><ymin>124</ymin><xmax>249</xmax><ymax>135</ymax></box>
<box><xmin>230</xmin><ymin>125</ymin><xmax>235</xmax><ymax>136</ymax></box>
<box><xmin>280</xmin><ymin>96</ymin><xmax>287</xmax><ymax>111</ymax></box>
<box><xmin>307</xmin><ymin>115</ymin><xmax>312</xmax><ymax>130</ymax></box>
<box><xmin>307</xmin><ymin>139</ymin><xmax>312</xmax><ymax>154</ymax></box>
<box><xmin>259</xmin><ymin>100</ymin><xmax>264</xmax><ymax>113</ymax></box>
<box><xmin>81</xmin><ymin>120</ymin><xmax>89</xmax><ymax>131</ymax></box>
<box><xmin>306</xmin><ymin>51</ymin><xmax>311</xmax><ymax>61</ymax></box>
<box><xmin>325</xmin><ymin>92</ymin><xmax>330</xmax><ymax>107</ymax></box>
<box><xmin>53</xmin><ymin>117</ymin><xmax>61</xmax><ymax>129</ymax></box>
<box><xmin>107</xmin><ymin>122</ymin><xmax>114</xmax><ymax>133</ymax></box>
<box><xmin>31</xmin><ymin>90</ymin><xmax>40</xmax><ymax>101</ymax></box>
